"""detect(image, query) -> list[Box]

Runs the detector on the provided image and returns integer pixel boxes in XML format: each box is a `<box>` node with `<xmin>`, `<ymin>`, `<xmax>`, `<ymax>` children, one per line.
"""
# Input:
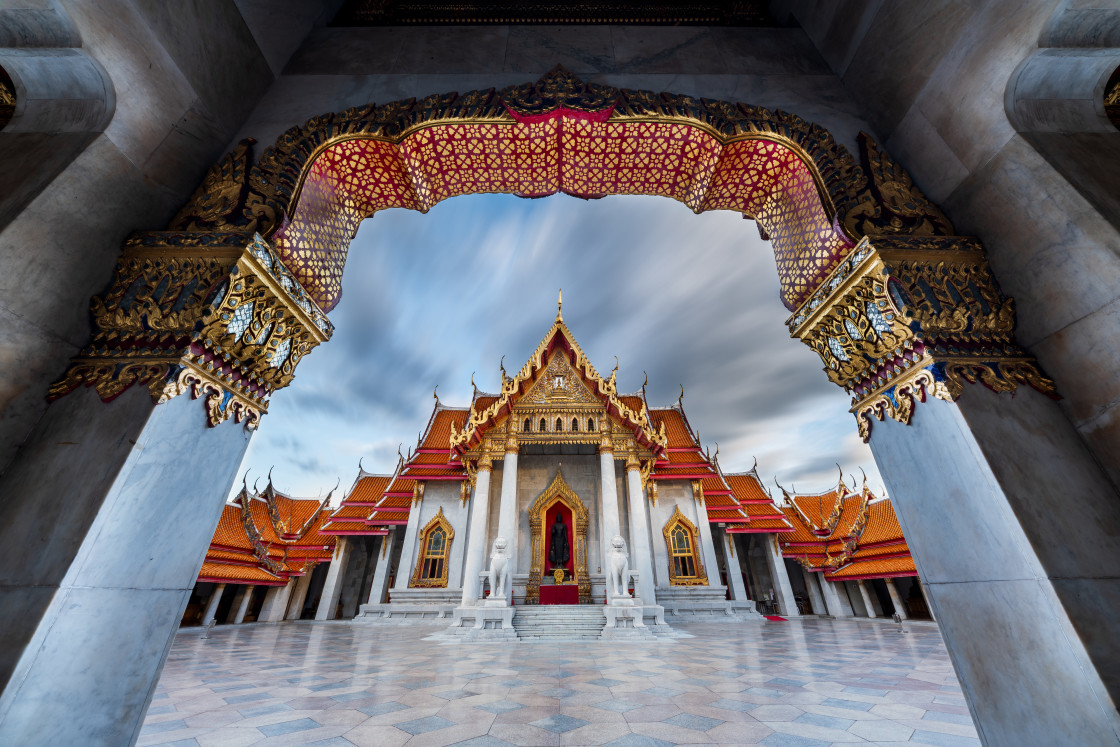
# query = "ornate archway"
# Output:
<box><xmin>527</xmin><ymin>467</ymin><xmax>590</xmax><ymax>605</ymax></box>
<box><xmin>50</xmin><ymin>67</ymin><xmax>1053</xmax><ymax>440</ymax></box>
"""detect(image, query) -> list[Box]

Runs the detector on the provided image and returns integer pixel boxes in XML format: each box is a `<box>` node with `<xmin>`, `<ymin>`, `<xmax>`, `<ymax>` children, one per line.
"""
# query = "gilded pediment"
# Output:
<box><xmin>517</xmin><ymin>352</ymin><xmax>601</xmax><ymax>409</ymax></box>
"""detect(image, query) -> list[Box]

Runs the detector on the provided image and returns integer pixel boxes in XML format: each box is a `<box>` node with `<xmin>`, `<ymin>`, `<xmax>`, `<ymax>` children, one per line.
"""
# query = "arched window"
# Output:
<box><xmin>410</xmin><ymin>508</ymin><xmax>454</xmax><ymax>588</ymax></box>
<box><xmin>572</xmin><ymin>418</ymin><xmax>579</xmax><ymax>431</ymax></box>
<box><xmin>524</xmin><ymin>417</ymin><xmax>531</xmax><ymax>432</ymax></box>
<box><xmin>556</xmin><ymin>417</ymin><xmax>563</xmax><ymax>432</ymax></box>
<box><xmin>588</xmin><ymin>418</ymin><xmax>595</xmax><ymax>432</ymax></box>
<box><xmin>539</xmin><ymin>418</ymin><xmax>547</xmax><ymax>432</ymax></box>
<box><xmin>662</xmin><ymin>506</ymin><xmax>707</xmax><ymax>586</ymax></box>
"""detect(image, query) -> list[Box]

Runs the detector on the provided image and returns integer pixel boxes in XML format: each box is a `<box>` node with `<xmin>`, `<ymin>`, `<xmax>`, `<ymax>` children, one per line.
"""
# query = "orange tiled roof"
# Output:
<box><xmin>619</xmin><ymin>395</ymin><xmax>645</xmax><ymax>413</ymax></box>
<box><xmin>859</xmin><ymin>499</ymin><xmax>906</xmax><ymax>546</ymax></box>
<box><xmin>211</xmin><ymin>504</ymin><xmax>253</xmax><ymax>549</ymax></box>
<box><xmin>421</xmin><ymin>408</ymin><xmax>470</xmax><ymax>449</ymax></box>
<box><xmin>826</xmin><ymin>555</ymin><xmax>917</xmax><ymax>580</ymax></box>
<box><xmin>649</xmin><ymin>408</ymin><xmax>695</xmax><ymax>448</ymax></box>
<box><xmin>725</xmin><ymin>473</ymin><xmax>772</xmax><ymax>504</ymax></box>
<box><xmin>344</xmin><ymin>475</ymin><xmax>393</xmax><ymax>503</ymax></box>
<box><xmin>198</xmin><ymin>562</ymin><xmax>285</xmax><ymax>585</ymax></box>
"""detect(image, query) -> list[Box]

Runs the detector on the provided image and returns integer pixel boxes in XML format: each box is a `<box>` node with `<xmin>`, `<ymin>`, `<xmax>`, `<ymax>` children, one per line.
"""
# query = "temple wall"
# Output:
<box><xmin>647</xmin><ymin>481</ymin><xmax>705</xmax><ymax>589</ymax></box>
<box><xmin>403</xmin><ymin>480</ymin><xmax>466</xmax><ymax>588</ymax></box>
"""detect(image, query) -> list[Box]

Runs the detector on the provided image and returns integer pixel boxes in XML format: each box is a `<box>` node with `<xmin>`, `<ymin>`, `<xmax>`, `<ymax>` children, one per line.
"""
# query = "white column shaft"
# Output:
<box><xmin>496</xmin><ymin>452</ymin><xmax>519</xmax><ymax>574</ymax></box>
<box><xmin>262</xmin><ymin>581</ymin><xmax>294</xmax><ymax>623</ymax></box>
<box><xmin>919</xmin><ymin>579</ymin><xmax>936</xmax><ymax>621</ymax></box>
<box><xmin>625</xmin><ymin>467</ymin><xmax>656</xmax><ymax>604</ymax></box>
<box><xmin>367</xmin><ymin>531</ymin><xmax>397</xmax><ymax>605</ymax></box>
<box><xmin>818</xmin><ymin>576</ymin><xmax>850</xmax><ymax>617</ymax></box>
<box><xmin>233</xmin><ymin>585</ymin><xmax>255</xmax><ymax>624</ymax></box>
<box><xmin>762</xmin><ymin>535</ymin><xmax>799</xmax><ymax>617</ymax></box>
<box><xmin>461</xmin><ymin>468</ymin><xmax>492</xmax><ymax>605</ymax></box>
<box><xmin>285</xmin><ymin>572</ymin><xmax>313</xmax><ymax>620</ymax></box>
<box><xmin>315</xmin><ymin>538</ymin><xmax>350</xmax><ymax>620</ymax></box>
<box><xmin>394</xmin><ymin>499</ymin><xmax>423</xmax><ymax>591</ymax></box>
<box><xmin>857</xmin><ymin>580</ymin><xmax>877</xmax><ymax>618</ymax></box>
<box><xmin>202</xmin><ymin>583</ymin><xmax>226</xmax><ymax>624</ymax></box>
<box><xmin>886</xmin><ymin>578</ymin><xmax>909</xmax><ymax>620</ymax></box>
<box><xmin>695</xmin><ymin>501</ymin><xmax>722</xmax><ymax>587</ymax></box>
<box><xmin>802</xmin><ymin>567</ymin><xmax>826</xmax><ymax>615</ymax></box>
<box><xmin>599</xmin><ymin>451</ymin><xmax>621</xmax><ymax>600</ymax></box>
<box><xmin>723</xmin><ymin>531</ymin><xmax>748</xmax><ymax>601</ymax></box>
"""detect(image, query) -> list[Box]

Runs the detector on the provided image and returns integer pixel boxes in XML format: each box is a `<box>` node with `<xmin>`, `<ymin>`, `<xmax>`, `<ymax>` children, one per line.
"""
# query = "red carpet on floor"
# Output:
<box><xmin>764</xmin><ymin>615</ymin><xmax>787</xmax><ymax>621</ymax></box>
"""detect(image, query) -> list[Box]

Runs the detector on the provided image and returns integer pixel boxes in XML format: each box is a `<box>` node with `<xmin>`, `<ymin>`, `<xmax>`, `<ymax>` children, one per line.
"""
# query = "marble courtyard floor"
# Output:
<box><xmin>140</xmin><ymin>618</ymin><xmax>980</xmax><ymax>747</ymax></box>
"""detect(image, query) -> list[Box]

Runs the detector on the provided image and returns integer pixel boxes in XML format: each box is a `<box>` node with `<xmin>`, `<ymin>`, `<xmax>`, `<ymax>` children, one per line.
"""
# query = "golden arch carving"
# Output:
<box><xmin>410</xmin><ymin>507</ymin><xmax>454</xmax><ymax>588</ymax></box>
<box><xmin>663</xmin><ymin>505</ymin><xmax>708</xmax><ymax>586</ymax></box>
<box><xmin>527</xmin><ymin>467</ymin><xmax>591</xmax><ymax>604</ymax></box>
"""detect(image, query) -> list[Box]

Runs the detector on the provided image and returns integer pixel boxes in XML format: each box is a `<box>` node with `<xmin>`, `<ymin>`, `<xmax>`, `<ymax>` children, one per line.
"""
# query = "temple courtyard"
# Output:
<box><xmin>139</xmin><ymin>619</ymin><xmax>979</xmax><ymax>747</ymax></box>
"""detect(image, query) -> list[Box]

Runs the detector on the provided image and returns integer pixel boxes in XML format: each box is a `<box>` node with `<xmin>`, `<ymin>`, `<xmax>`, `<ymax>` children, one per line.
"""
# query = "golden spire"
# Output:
<box><xmin>556</xmin><ymin>289</ymin><xmax>563</xmax><ymax>321</ymax></box>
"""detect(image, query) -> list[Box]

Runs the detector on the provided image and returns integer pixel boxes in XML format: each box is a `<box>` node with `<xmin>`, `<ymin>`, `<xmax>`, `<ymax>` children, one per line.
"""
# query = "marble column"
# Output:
<box><xmin>722</xmin><ymin>531</ymin><xmax>749</xmax><ymax>602</ymax></box>
<box><xmin>599</xmin><ymin>444</ymin><xmax>621</xmax><ymax>601</ymax></box>
<box><xmin>817</xmin><ymin>576</ymin><xmax>850</xmax><ymax>618</ymax></box>
<box><xmin>260</xmin><ymin>580</ymin><xmax>294</xmax><ymax>623</ymax></box>
<box><xmin>315</xmin><ymin>538</ymin><xmax>350</xmax><ymax>621</ymax></box>
<box><xmin>885</xmin><ymin>578</ymin><xmax>908</xmax><ymax>620</ymax></box>
<box><xmin>691</xmin><ymin>483</ymin><xmax>722</xmax><ymax>588</ymax></box>
<box><xmin>857</xmin><ymin>580</ymin><xmax>877</xmax><ymax>619</ymax></box>
<box><xmin>0</xmin><ymin>387</ymin><xmax>253</xmax><ymax>746</ymax></box>
<box><xmin>224</xmin><ymin>586</ymin><xmax>248</xmax><ymax>623</ymax></box>
<box><xmin>626</xmin><ymin>457</ymin><xmax>656</xmax><ymax>604</ymax></box>
<box><xmin>202</xmin><ymin>584</ymin><xmax>226</xmax><ymax>625</ymax></box>
<box><xmin>367</xmin><ymin>531</ymin><xmax>396</xmax><ymax>605</ymax></box>
<box><xmin>761</xmin><ymin>534</ymin><xmax>799</xmax><ymax>617</ymax></box>
<box><xmin>802</xmin><ymin>567</ymin><xmax>826</xmax><ymax>615</ymax></box>
<box><xmin>918</xmin><ymin>580</ymin><xmax>936</xmax><ymax>622</ymax></box>
<box><xmin>461</xmin><ymin>459</ymin><xmax>492</xmax><ymax>605</ymax></box>
<box><xmin>393</xmin><ymin>488</ymin><xmax>424</xmax><ymax>592</ymax></box>
<box><xmin>495</xmin><ymin>435</ymin><xmax>519</xmax><ymax>588</ymax></box>
<box><xmin>869</xmin><ymin>388</ymin><xmax>1120</xmax><ymax>743</ymax></box>
<box><xmin>233</xmin><ymin>586</ymin><xmax>255</xmax><ymax>624</ymax></box>
<box><xmin>285</xmin><ymin>572</ymin><xmax>313</xmax><ymax>621</ymax></box>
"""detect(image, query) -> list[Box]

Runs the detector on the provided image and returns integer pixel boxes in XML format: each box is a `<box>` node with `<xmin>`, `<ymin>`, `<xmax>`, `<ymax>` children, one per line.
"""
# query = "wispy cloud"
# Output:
<box><xmin>238</xmin><ymin>194</ymin><xmax>885</xmax><ymax>498</ymax></box>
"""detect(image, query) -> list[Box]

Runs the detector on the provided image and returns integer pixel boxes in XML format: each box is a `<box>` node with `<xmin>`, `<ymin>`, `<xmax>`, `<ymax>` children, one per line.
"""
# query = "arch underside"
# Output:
<box><xmin>275</xmin><ymin>118</ymin><xmax>853</xmax><ymax>313</ymax></box>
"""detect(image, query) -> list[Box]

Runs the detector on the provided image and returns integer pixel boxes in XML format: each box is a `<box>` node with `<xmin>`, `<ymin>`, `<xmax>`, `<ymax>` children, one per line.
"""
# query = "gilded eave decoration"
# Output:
<box><xmin>48</xmin><ymin>232</ymin><xmax>332</xmax><ymax>428</ymax></box>
<box><xmin>448</xmin><ymin>319</ymin><xmax>667</xmax><ymax>457</ymax></box>
<box><xmin>788</xmin><ymin>235</ymin><xmax>1056</xmax><ymax>440</ymax></box>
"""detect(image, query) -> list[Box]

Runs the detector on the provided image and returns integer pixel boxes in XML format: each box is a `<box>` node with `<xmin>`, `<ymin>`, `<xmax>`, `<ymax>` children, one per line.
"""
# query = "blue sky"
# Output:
<box><xmin>238</xmin><ymin>193</ymin><xmax>883</xmax><ymax>501</ymax></box>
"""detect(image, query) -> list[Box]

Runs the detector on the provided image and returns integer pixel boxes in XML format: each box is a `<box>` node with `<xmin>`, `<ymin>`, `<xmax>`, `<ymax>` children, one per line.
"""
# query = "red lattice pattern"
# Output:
<box><xmin>274</xmin><ymin>118</ymin><xmax>852</xmax><ymax>311</ymax></box>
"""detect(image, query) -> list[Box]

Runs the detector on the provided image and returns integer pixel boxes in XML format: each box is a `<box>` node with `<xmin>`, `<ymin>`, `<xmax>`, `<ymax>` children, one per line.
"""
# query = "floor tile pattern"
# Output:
<box><xmin>141</xmin><ymin>618</ymin><xmax>979</xmax><ymax>746</ymax></box>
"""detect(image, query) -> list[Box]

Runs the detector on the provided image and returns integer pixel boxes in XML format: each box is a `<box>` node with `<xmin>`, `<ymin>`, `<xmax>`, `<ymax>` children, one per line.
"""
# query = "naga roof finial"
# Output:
<box><xmin>433</xmin><ymin>385</ymin><xmax>440</xmax><ymax>405</ymax></box>
<box><xmin>358</xmin><ymin>456</ymin><xmax>367</xmax><ymax>474</ymax></box>
<box><xmin>499</xmin><ymin>354</ymin><xmax>507</xmax><ymax>381</ymax></box>
<box><xmin>678</xmin><ymin>383</ymin><xmax>685</xmax><ymax>408</ymax></box>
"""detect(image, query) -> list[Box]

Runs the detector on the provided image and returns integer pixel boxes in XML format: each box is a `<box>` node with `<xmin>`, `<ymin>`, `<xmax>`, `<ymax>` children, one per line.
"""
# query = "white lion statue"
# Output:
<box><xmin>607</xmin><ymin>535</ymin><xmax>631</xmax><ymax>599</ymax></box>
<box><xmin>488</xmin><ymin>537</ymin><xmax>511</xmax><ymax>601</ymax></box>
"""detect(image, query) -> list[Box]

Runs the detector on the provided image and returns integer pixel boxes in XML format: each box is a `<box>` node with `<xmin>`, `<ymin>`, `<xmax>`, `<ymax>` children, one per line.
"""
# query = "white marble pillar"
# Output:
<box><xmin>367</xmin><ymin>531</ymin><xmax>396</xmax><ymax>605</ymax></box>
<box><xmin>260</xmin><ymin>580</ymin><xmax>294</xmax><ymax>623</ymax></box>
<box><xmin>857</xmin><ymin>580</ymin><xmax>877</xmax><ymax>619</ymax></box>
<box><xmin>802</xmin><ymin>567</ymin><xmax>826</xmax><ymax>615</ymax></box>
<box><xmin>817</xmin><ymin>575</ymin><xmax>850</xmax><ymax>618</ymax></box>
<box><xmin>461</xmin><ymin>459</ymin><xmax>493</xmax><ymax>605</ymax></box>
<box><xmin>285</xmin><ymin>572</ymin><xmax>313</xmax><ymax>620</ymax></box>
<box><xmin>626</xmin><ymin>457</ymin><xmax>656</xmax><ymax>604</ymax></box>
<box><xmin>225</xmin><ymin>585</ymin><xmax>248</xmax><ymax>623</ymax></box>
<box><xmin>918</xmin><ymin>579</ymin><xmax>936</xmax><ymax>621</ymax></box>
<box><xmin>315</xmin><ymin>538</ymin><xmax>350</xmax><ymax>621</ymax></box>
<box><xmin>394</xmin><ymin>488</ymin><xmax>424</xmax><ymax>592</ymax></box>
<box><xmin>495</xmin><ymin>435</ymin><xmax>519</xmax><ymax>583</ymax></box>
<box><xmin>599</xmin><ymin>445</ymin><xmax>621</xmax><ymax>601</ymax></box>
<box><xmin>201</xmin><ymin>583</ymin><xmax>226</xmax><ymax>625</ymax></box>
<box><xmin>722</xmin><ymin>531</ymin><xmax>749</xmax><ymax>602</ymax></box>
<box><xmin>886</xmin><ymin>578</ymin><xmax>908</xmax><ymax>620</ymax></box>
<box><xmin>233</xmin><ymin>585</ymin><xmax>255</xmax><ymax>624</ymax></box>
<box><xmin>691</xmin><ymin>482</ymin><xmax>721</xmax><ymax>588</ymax></box>
<box><xmin>762</xmin><ymin>534</ymin><xmax>799</xmax><ymax>617</ymax></box>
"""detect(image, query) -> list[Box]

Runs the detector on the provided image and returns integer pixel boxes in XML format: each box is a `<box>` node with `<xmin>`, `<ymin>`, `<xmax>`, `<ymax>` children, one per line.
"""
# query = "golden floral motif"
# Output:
<box><xmin>169</xmin><ymin>139</ymin><xmax>258</xmax><ymax>231</ymax></box>
<box><xmin>48</xmin><ymin>234</ymin><xmax>330</xmax><ymax>428</ymax></box>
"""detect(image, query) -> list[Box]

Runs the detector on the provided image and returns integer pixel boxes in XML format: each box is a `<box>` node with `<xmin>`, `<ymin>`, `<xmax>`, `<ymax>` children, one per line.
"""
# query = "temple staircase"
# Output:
<box><xmin>512</xmin><ymin>605</ymin><xmax>606</xmax><ymax>640</ymax></box>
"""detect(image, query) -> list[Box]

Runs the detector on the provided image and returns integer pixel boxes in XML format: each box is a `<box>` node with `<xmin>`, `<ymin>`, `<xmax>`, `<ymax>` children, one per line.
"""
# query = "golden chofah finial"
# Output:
<box><xmin>433</xmin><ymin>385</ymin><xmax>440</xmax><ymax>405</ymax></box>
<box><xmin>557</xmin><ymin>289</ymin><xmax>563</xmax><ymax>321</ymax></box>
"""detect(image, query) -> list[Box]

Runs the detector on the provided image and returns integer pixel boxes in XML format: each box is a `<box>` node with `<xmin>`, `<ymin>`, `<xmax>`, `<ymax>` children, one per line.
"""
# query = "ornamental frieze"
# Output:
<box><xmin>789</xmin><ymin>236</ymin><xmax>1056</xmax><ymax>440</ymax></box>
<box><xmin>48</xmin><ymin>233</ymin><xmax>332</xmax><ymax>428</ymax></box>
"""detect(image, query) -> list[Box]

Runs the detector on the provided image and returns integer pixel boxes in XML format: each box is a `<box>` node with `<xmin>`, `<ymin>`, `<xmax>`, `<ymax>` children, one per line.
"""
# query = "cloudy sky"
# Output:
<box><xmin>238</xmin><ymin>193</ymin><xmax>883</xmax><ymax>502</ymax></box>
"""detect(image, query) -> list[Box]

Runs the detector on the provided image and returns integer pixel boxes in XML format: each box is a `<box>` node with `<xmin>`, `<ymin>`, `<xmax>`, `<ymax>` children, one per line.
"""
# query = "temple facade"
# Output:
<box><xmin>188</xmin><ymin>306</ymin><xmax>924</xmax><ymax>633</ymax></box>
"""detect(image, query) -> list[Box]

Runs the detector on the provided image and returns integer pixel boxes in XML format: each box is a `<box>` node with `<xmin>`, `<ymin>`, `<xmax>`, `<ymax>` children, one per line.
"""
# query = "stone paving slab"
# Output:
<box><xmin>143</xmin><ymin>619</ymin><xmax>977</xmax><ymax>745</ymax></box>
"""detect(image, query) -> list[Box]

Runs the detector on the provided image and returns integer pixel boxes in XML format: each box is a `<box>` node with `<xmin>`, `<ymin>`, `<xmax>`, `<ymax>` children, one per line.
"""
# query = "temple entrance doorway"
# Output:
<box><xmin>526</xmin><ymin>469</ymin><xmax>590</xmax><ymax>605</ymax></box>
